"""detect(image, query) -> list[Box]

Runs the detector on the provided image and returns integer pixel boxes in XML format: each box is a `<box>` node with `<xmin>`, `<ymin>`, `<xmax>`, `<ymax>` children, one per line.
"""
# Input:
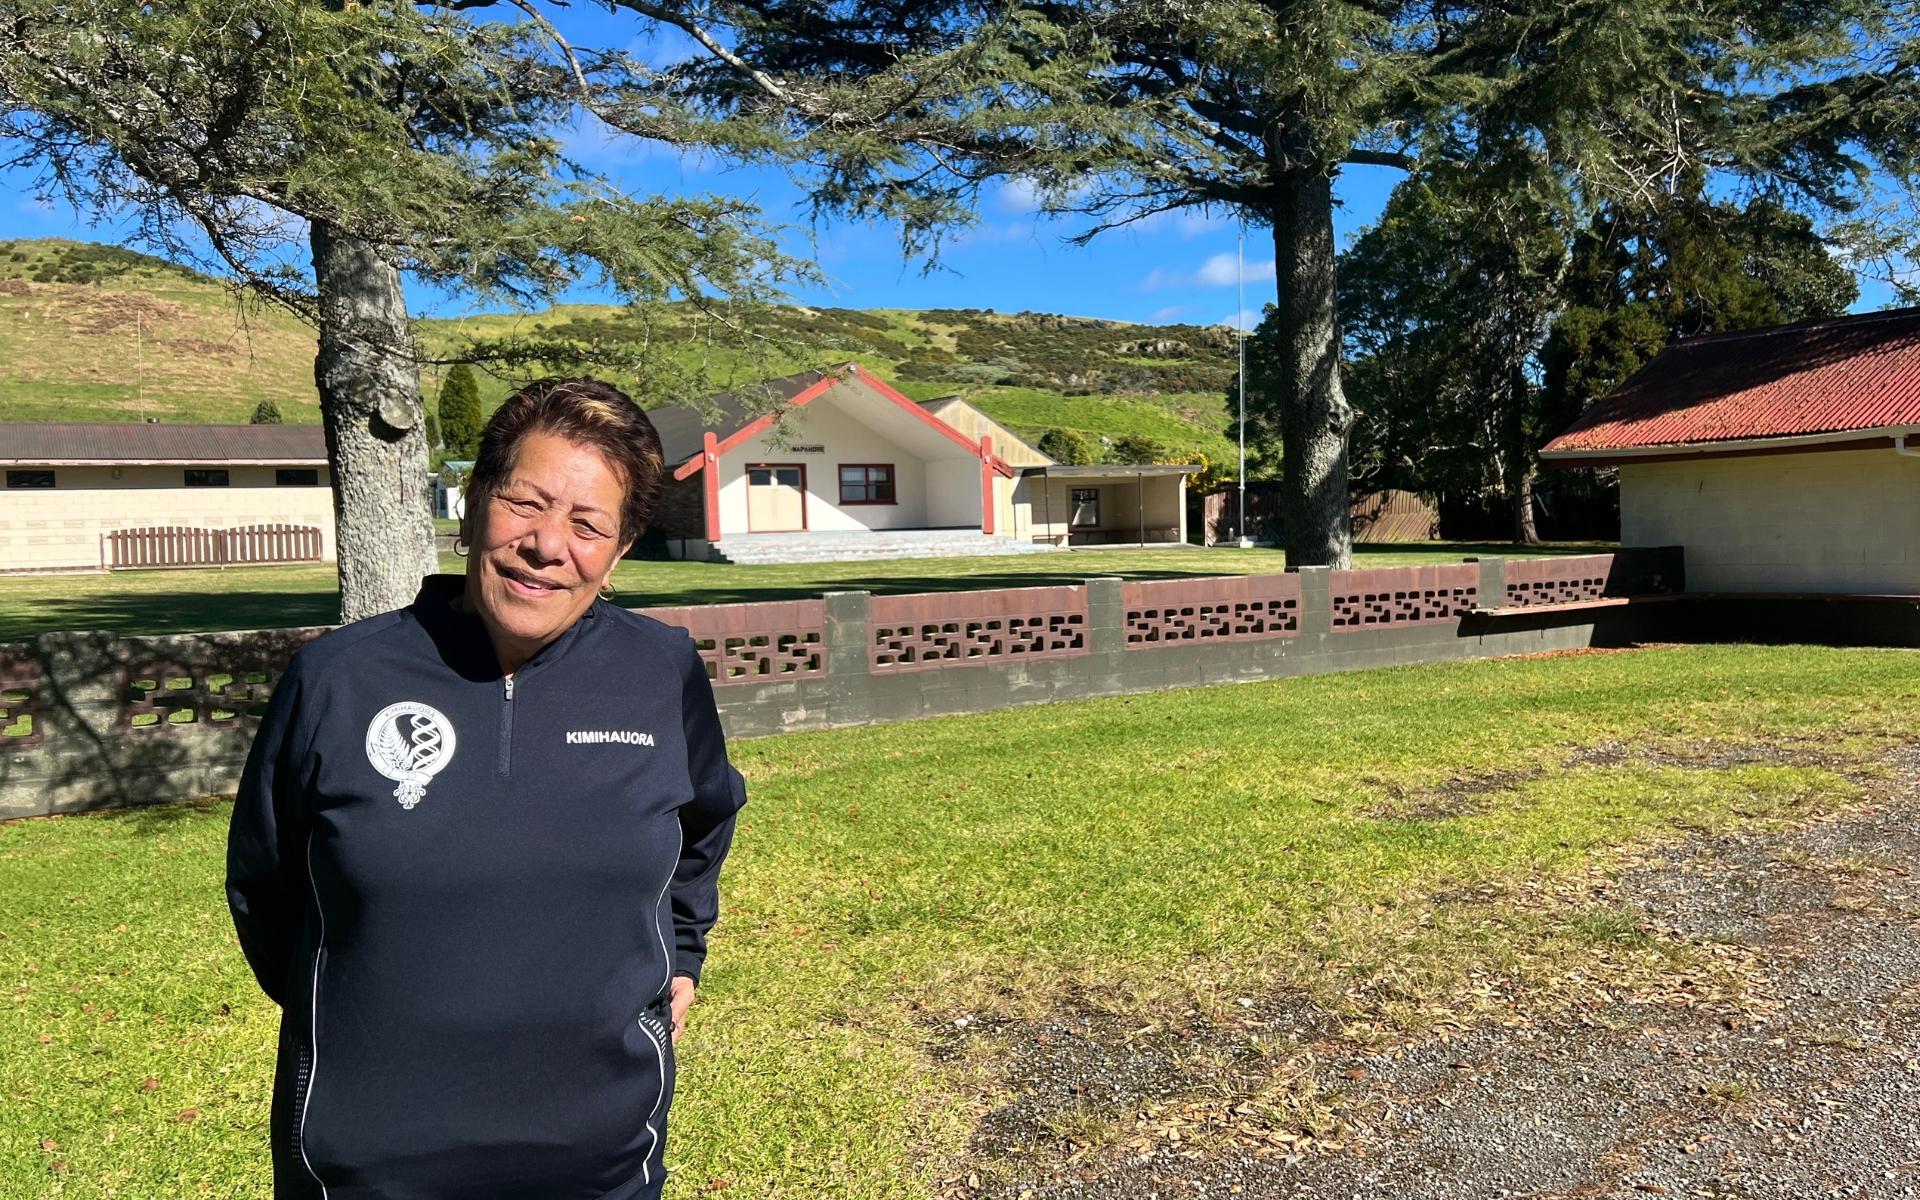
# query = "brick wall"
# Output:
<box><xmin>648</xmin><ymin>474</ymin><xmax>705</xmax><ymax>540</ymax></box>
<box><xmin>0</xmin><ymin>553</ymin><xmax>1703</xmax><ymax>821</ymax></box>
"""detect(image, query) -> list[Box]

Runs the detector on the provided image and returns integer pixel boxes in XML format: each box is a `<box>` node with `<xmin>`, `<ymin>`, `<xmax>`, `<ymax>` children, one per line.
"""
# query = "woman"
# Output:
<box><xmin>226</xmin><ymin>378</ymin><xmax>748</xmax><ymax>1200</ymax></box>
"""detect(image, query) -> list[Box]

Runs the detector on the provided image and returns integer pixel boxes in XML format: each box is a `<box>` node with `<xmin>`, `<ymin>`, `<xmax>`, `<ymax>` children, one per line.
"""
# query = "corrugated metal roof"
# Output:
<box><xmin>1022</xmin><ymin>464</ymin><xmax>1200</xmax><ymax>477</ymax></box>
<box><xmin>1542</xmin><ymin>306</ymin><xmax>1920</xmax><ymax>456</ymax></box>
<box><xmin>645</xmin><ymin>369</ymin><xmax>831</xmax><ymax>466</ymax></box>
<box><xmin>0</xmin><ymin>422</ymin><xmax>328</xmax><ymax>465</ymax></box>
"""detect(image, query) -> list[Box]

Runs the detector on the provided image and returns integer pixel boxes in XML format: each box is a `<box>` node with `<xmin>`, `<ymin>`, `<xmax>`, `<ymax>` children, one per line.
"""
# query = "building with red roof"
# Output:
<box><xmin>1542</xmin><ymin>306</ymin><xmax>1920</xmax><ymax>593</ymax></box>
<box><xmin>644</xmin><ymin>363</ymin><xmax>1197</xmax><ymax>562</ymax></box>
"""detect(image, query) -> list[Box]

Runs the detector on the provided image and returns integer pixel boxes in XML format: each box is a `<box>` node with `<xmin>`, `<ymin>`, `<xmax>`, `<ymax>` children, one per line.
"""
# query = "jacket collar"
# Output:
<box><xmin>409</xmin><ymin>573</ymin><xmax>599</xmax><ymax>682</ymax></box>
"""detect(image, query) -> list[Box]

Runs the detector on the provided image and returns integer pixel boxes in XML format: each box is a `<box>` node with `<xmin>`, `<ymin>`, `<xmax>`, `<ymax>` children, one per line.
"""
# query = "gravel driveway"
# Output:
<box><xmin>954</xmin><ymin>751</ymin><xmax>1920</xmax><ymax>1200</ymax></box>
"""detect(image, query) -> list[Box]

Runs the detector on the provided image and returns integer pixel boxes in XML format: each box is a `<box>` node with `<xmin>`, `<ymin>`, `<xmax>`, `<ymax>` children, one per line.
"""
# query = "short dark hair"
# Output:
<box><xmin>467</xmin><ymin>377</ymin><xmax>664</xmax><ymax>541</ymax></box>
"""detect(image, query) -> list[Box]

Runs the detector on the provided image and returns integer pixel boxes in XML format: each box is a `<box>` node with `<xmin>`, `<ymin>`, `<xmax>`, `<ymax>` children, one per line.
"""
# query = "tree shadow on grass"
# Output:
<box><xmin>0</xmin><ymin>589</ymin><xmax>341</xmax><ymax>643</ymax></box>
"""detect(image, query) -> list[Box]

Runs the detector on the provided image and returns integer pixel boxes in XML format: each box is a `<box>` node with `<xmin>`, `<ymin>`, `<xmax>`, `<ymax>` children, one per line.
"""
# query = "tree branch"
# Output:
<box><xmin>1343</xmin><ymin>149</ymin><xmax>1414</xmax><ymax>170</ymax></box>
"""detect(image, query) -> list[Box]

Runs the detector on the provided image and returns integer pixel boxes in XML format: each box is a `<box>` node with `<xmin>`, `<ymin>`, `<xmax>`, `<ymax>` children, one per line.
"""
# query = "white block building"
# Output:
<box><xmin>0</xmin><ymin>423</ymin><xmax>334</xmax><ymax>572</ymax></box>
<box><xmin>1541</xmin><ymin>307</ymin><xmax>1920</xmax><ymax>594</ymax></box>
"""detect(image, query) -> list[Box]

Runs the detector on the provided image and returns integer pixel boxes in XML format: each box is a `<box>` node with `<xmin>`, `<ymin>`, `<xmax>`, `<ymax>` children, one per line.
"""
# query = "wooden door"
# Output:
<box><xmin>746</xmin><ymin>464</ymin><xmax>807</xmax><ymax>531</ymax></box>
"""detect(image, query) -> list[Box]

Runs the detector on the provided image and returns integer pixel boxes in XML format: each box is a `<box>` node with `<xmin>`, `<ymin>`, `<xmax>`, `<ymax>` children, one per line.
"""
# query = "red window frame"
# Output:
<box><xmin>838</xmin><ymin>463</ymin><xmax>897</xmax><ymax>506</ymax></box>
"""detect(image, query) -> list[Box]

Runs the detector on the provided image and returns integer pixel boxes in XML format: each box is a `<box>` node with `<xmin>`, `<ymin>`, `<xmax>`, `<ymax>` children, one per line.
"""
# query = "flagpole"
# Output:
<box><xmin>1236</xmin><ymin>224</ymin><xmax>1249</xmax><ymax>548</ymax></box>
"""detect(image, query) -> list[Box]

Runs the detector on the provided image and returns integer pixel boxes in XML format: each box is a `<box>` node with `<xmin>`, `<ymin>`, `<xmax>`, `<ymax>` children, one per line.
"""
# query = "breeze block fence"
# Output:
<box><xmin>0</xmin><ymin>551</ymin><xmax>1688</xmax><ymax>821</ymax></box>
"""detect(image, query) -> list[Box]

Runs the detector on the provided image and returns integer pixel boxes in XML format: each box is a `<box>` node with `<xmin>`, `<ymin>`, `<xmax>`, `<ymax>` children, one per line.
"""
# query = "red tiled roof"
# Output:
<box><xmin>0</xmin><ymin>422</ymin><xmax>327</xmax><ymax>464</ymax></box>
<box><xmin>1541</xmin><ymin>307</ymin><xmax>1920</xmax><ymax>456</ymax></box>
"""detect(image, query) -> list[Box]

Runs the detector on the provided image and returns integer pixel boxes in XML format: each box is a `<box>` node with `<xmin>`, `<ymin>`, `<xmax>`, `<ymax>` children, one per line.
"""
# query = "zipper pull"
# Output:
<box><xmin>504</xmin><ymin>676</ymin><xmax>515</xmax><ymax>701</ymax></box>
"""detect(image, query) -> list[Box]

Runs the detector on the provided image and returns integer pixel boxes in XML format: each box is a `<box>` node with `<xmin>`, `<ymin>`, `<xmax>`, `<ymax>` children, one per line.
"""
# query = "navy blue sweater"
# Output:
<box><xmin>226</xmin><ymin>575</ymin><xmax>747</xmax><ymax>1199</ymax></box>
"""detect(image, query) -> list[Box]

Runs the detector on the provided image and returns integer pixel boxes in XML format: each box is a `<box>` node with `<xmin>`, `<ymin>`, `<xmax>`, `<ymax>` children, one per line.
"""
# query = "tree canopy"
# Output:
<box><xmin>704</xmin><ymin>0</ymin><xmax>1919</xmax><ymax>562</ymax></box>
<box><xmin>1315</xmin><ymin>168</ymin><xmax>1860</xmax><ymax>540</ymax></box>
<box><xmin>0</xmin><ymin>0</ymin><xmax>806</xmax><ymax>615</ymax></box>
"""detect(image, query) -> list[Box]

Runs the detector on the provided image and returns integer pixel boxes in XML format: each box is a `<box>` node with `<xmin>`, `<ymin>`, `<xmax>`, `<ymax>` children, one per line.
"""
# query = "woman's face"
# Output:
<box><xmin>463</xmin><ymin>430</ymin><xmax>632</xmax><ymax>671</ymax></box>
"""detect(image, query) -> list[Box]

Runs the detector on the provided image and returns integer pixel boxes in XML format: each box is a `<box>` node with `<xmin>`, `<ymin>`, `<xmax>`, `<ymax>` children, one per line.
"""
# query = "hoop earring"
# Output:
<box><xmin>598</xmin><ymin>581</ymin><xmax>616</xmax><ymax>601</ymax></box>
<box><xmin>453</xmin><ymin>539</ymin><xmax>470</xmax><ymax>558</ymax></box>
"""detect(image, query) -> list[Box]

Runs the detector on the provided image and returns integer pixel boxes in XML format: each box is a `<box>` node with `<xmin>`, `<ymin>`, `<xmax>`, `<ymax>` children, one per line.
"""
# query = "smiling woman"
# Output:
<box><xmin>460</xmin><ymin>379</ymin><xmax>664</xmax><ymax>672</ymax></box>
<box><xmin>225</xmin><ymin>378</ymin><xmax>748</xmax><ymax>1200</ymax></box>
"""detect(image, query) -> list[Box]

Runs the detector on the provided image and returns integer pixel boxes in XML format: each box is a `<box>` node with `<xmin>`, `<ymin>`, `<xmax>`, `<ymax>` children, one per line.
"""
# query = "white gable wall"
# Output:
<box><xmin>1622</xmin><ymin>447</ymin><xmax>1920</xmax><ymax>592</ymax></box>
<box><xmin>715</xmin><ymin>397</ymin><xmax>943</xmax><ymax>534</ymax></box>
<box><xmin>925</xmin><ymin>459</ymin><xmax>982</xmax><ymax>528</ymax></box>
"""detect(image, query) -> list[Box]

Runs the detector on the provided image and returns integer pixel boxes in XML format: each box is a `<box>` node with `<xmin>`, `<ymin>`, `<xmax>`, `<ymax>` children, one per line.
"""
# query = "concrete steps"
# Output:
<box><xmin>710</xmin><ymin>529</ymin><xmax>1059</xmax><ymax>565</ymax></box>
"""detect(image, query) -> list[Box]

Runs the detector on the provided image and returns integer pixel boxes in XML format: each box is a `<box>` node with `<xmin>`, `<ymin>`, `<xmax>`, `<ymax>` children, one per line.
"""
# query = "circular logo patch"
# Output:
<box><xmin>364</xmin><ymin>701</ymin><xmax>457</xmax><ymax>810</ymax></box>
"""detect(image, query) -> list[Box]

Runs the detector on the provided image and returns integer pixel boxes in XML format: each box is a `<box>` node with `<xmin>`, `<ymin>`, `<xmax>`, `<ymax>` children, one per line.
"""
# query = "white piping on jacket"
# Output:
<box><xmin>635</xmin><ymin>1013</ymin><xmax>670</xmax><ymax>1186</ymax></box>
<box><xmin>302</xmin><ymin>834</ymin><xmax>330</xmax><ymax>1197</ymax></box>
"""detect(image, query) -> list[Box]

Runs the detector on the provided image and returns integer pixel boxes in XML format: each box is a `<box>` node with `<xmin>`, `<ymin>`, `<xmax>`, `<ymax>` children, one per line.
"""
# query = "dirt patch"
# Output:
<box><xmin>1362</xmin><ymin>734</ymin><xmax>1883</xmax><ymax>825</ymax></box>
<box><xmin>1364</xmin><ymin>767</ymin><xmax>1538</xmax><ymax>821</ymax></box>
<box><xmin>1562</xmin><ymin>736</ymin><xmax>1863</xmax><ymax>774</ymax></box>
<box><xmin>945</xmin><ymin>743</ymin><xmax>1920</xmax><ymax>1199</ymax></box>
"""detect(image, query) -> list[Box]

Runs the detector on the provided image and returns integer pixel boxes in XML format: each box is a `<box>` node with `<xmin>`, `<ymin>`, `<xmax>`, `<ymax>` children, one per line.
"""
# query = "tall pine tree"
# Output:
<box><xmin>437</xmin><ymin>366</ymin><xmax>484</xmax><ymax>461</ymax></box>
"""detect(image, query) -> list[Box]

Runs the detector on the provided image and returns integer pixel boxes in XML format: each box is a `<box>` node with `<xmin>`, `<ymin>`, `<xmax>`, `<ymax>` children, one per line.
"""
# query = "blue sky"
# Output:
<box><xmin>0</xmin><ymin>2</ymin><xmax>1898</xmax><ymax>325</ymax></box>
<box><xmin>3</xmin><ymin>144</ymin><xmax>1405</xmax><ymax>330</ymax></box>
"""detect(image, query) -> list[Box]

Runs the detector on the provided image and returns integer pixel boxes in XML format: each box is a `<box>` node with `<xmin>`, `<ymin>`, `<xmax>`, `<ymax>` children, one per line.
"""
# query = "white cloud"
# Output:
<box><xmin>1149</xmin><ymin>304</ymin><xmax>1199</xmax><ymax>322</ymax></box>
<box><xmin>1219</xmin><ymin>308</ymin><xmax>1261</xmax><ymax>332</ymax></box>
<box><xmin>995</xmin><ymin>179</ymin><xmax>1045</xmax><ymax>214</ymax></box>
<box><xmin>1140</xmin><ymin>252</ymin><xmax>1276</xmax><ymax>291</ymax></box>
<box><xmin>1196</xmin><ymin>252</ymin><xmax>1275</xmax><ymax>287</ymax></box>
<box><xmin>951</xmin><ymin>219</ymin><xmax>1041</xmax><ymax>249</ymax></box>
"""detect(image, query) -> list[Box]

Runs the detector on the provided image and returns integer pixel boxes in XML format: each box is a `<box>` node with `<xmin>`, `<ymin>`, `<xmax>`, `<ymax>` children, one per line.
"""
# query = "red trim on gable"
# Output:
<box><xmin>701</xmin><ymin>431</ymin><xmax>721</xmax><ymax>543</ymax></box>
<box><xmin>980</xmin><ymin>435</ymin><xmax>996</xmax><ymax>535</ymax></box>
<box><xmin>672</xmin><ymin>363</ymin><xmax>1023</xmax><ymax>481</ymax></box>
<box><xmin>710</xmin><ymin>375</ymin><xmax>838</xmax><ymax>462</ymax></box>
<box><xmin>845</xmin><ymin>364</ymin><xmax>997</xmax><ymax>459</ymax></box>
<box><xmin>672</xmin><ymin>374</ymin><xmax>837</xmax><ymax>481</ymax></box>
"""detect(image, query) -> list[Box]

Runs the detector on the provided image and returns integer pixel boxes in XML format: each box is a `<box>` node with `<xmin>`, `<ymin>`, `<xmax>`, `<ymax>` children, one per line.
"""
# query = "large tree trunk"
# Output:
<box><xmin>1511</xmin><ymin>465</ymin><xmax>1539</xmax><ymax>543</ymax></box>
<box><xmin>1270</xmin><ymin>169</ymin><xmax>1354</xmax><ymax>568</ymax></box>
<box><xmin>311</xmin><ymin>219</ymin><xmax>437</xmax><ymax>622</ymax></box>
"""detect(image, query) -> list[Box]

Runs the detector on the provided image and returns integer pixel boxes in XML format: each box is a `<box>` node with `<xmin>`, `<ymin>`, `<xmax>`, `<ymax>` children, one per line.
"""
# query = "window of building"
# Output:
<box><xmin>1070</xmin><ymin>487</ymin><xmax>1100</xmax><ymax>527</ymax></box>
<box><xmin>839</xmin><ymin>464</ymin><xmax>896</xmax><ymax>505</ymax></box>
<box><xmin>184</xmin><ymin>469</ymin><xmax>230</xmax><ymax>487</ymax></box>
<box><xmin>5</xmin><ymin>470</ymin><xmax>54</xmax><ymax>489</ymax></box>
<box><xmin>276</xmin><ymin>469</ymin><xmax>320</xmax><ymax>487</ymax></box>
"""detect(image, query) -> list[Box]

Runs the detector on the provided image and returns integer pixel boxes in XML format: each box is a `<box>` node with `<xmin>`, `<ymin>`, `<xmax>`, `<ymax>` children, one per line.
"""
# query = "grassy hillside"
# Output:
<box><xmin>0</xmin><ymin>239</ymin><xmax>322</xmax><ymax>424</ymax></box>
<box><xmin>418</xmin><ymin>303</ymin><xmax>1242</xmax><ymax>465</ymax></box>
<box><xmin>0</xmin><ymin>238</ymin><xmax>1241</xmax><ymax>464</ymax></box>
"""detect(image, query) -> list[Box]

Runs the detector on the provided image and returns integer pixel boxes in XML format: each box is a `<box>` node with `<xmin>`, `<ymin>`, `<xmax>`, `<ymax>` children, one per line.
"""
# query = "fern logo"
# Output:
<box><xmin>364</xmin><ymin>702</ymin><xmax>458</xmax><ymax>810</ymax></box>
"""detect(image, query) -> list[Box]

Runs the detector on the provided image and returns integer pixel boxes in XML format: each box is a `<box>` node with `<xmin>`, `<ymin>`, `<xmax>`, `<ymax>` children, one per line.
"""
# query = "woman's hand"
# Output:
<box><xmin>668</xmin><ymin>975</ymin><xmax>695</xmax><ymax>1044</ymax></box>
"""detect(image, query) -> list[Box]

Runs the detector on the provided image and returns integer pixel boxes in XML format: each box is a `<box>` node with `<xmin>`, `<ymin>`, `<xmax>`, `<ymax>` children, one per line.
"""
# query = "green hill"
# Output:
<box><xmin>0</xmin><ymin>239</ymin><xmax>324</xmax><ymax>424</ymax></box>
<box><xmin>0</xmin><ymin>238</ymin><xmax>1241</xmax><ymax>465</ymax></box>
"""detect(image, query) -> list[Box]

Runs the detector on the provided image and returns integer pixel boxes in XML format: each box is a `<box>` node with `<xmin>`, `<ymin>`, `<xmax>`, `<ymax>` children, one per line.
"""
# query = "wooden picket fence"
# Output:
<box><xmin>104</xmin><ymin>524</ymin><xmax>323</xmax><ymax>570</ymax></box>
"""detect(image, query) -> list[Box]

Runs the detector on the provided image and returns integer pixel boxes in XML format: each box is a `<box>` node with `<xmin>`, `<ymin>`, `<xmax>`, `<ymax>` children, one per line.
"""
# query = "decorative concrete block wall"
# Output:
<box><xmin>0</xmin><ymin>553</ymin><xmax>1685</xmax><ymax>821</ymax></box>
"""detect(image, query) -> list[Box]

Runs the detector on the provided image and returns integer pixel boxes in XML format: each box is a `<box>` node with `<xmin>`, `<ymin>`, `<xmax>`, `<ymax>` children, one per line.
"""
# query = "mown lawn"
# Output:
<box><xmin>0</xmin><ymin>543</ymin><xmax>1602</xmax><ymax>641</ymax></box>
<box><xmin>2</xmin><ymin>645</ymin><xmax>1913</xmax><ymax>1197</ymax></box>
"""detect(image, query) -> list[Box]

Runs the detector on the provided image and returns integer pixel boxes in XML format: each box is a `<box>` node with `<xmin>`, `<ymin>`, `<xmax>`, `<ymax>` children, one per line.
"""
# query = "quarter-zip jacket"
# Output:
<box><xmin>226</xmin><ymin>575</ymin><xmax>748</xmax><ymax>1200</ymax></box>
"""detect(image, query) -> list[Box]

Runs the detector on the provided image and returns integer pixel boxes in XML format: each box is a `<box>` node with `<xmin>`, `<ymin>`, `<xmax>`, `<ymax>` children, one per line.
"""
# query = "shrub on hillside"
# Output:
<box><xmin>249</xmin><ymin>400</ymin><xmax>283</xmax><ymax>425</ymax></box>
<box><xmin>1111</xmin><ymin>433</ymin><xmax>1164</xmax><ymax>464</ymax></box>
<box><xmin>1037</xmin><ymin>428</ymin><xmax>1094</xmax><ymax>465</ymax></box>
